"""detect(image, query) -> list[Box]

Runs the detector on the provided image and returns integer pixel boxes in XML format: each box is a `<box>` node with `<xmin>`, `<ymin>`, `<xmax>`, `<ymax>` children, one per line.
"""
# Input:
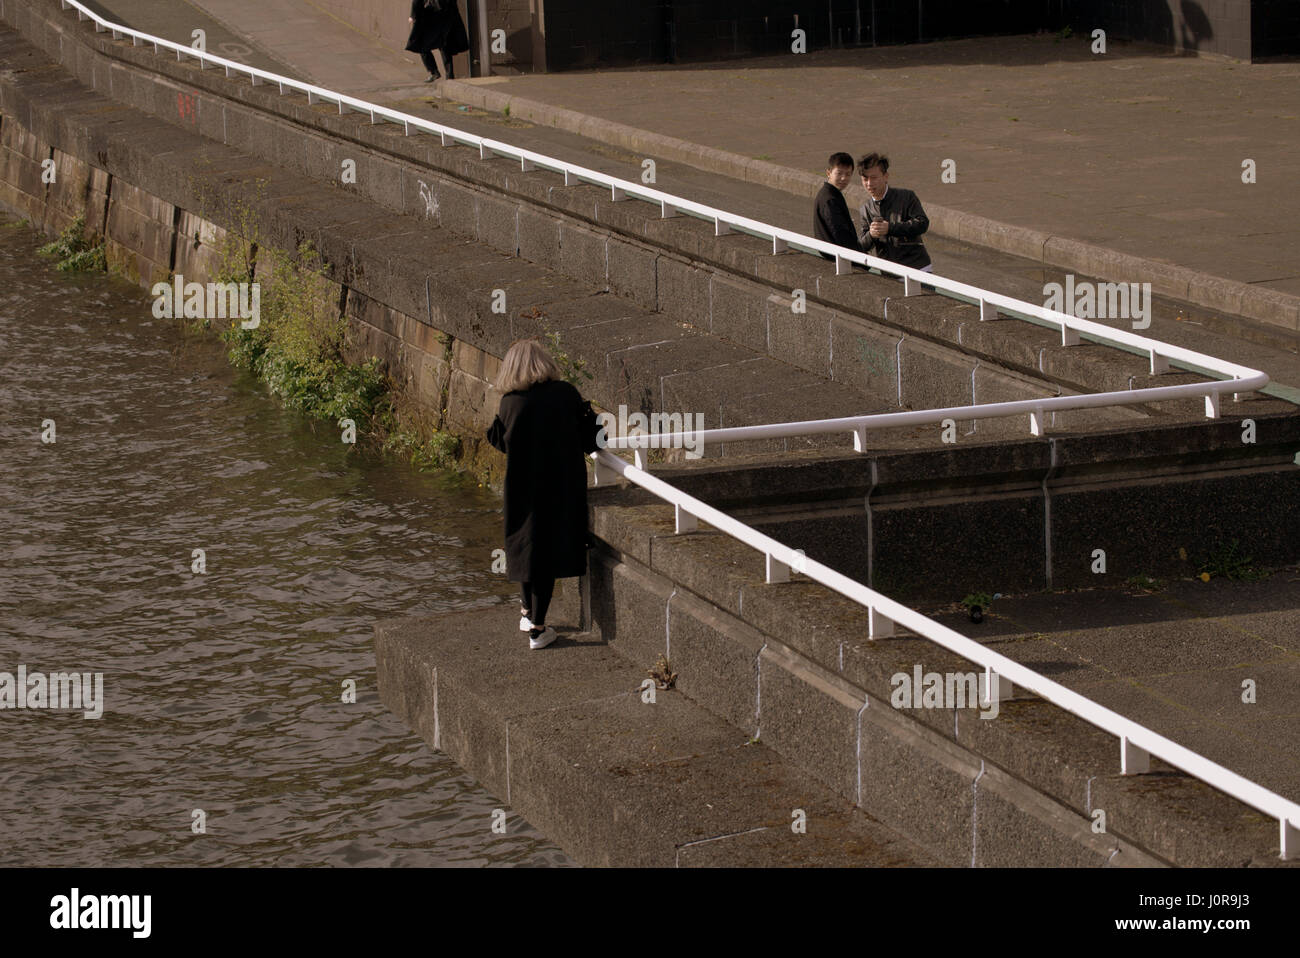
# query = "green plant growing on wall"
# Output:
<box><xmin>220</xmin><ymin>241</ymin><xmax>388</xmax><ymax>429</ymax></box>
<box><xmin>961</xmin><ymin>591</ymin><xmax>994</xmax><ymax>623</ymax></box>
<box><xmin>37</xmin><ymin>214</ymin><xmax>106</xmax><ymax>272</ymax></box>
<box><xmin>1196</xmin><ymin>539</ymin><xmax>1268</xmax><ymax>581</ymax></box>
<box><xmin>167</xmin><ymin>177</ymin><xmax>473</xmax><ymax>475</ymax></box>
<box><xmin>1124</xmin><ymin>574</ymin><xmax>1164</xmax><ymax>593</ymax></box>
<box><xmin>383</xmin><ymin>429</ymin><xmax>463</xmax><ymax>472</ymax></box>
<box><xmin>542</xmin><ymin>328</ymin><xmax>594</xmax><ymax>389</ymax></box>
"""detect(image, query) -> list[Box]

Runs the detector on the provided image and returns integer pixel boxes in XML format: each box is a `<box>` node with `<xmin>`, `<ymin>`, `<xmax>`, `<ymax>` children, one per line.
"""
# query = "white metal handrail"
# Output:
<box><xmin>599</xmin><ymin>382</ymin><xmax>1252</xmax><ymax>456</ymax></box>
<box><xmin>592</xmin><ymin>447</ymin><xmax>1300</xmax><ymax>859</ymax></box>
<box><xmin>56</xmin><ymin>0</ymin><xmax>1267</xmax><ymax>429</ymax></box>
<box><xmin>51</xmin><ymin>0</ymin><xmax>1297</xmax><ymax>857</ymax></box>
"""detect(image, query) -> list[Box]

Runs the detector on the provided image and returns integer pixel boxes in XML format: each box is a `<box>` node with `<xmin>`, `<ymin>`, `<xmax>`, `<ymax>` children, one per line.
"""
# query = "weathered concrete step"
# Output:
<box><xmin>374</xmin><ymin>605</ymin><xmax>939</xmax><ymax>867</ymax></box>
<box><xmin>578</xmin><ymin>502</ymin><xmax>1297</xmax><ymax>867</ymax></box>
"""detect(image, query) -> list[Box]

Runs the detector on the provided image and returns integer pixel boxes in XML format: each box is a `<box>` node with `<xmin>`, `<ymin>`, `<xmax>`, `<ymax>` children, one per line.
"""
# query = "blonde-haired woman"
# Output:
<box><xmin>486</xmin><ymin>338</ymin><xmax>601</xmax><ymax>649</ymax></box>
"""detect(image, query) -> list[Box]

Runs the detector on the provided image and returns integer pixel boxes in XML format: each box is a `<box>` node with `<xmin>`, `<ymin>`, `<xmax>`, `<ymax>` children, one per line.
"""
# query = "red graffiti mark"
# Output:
<box><xmin>176</xmin><ymin>92</ymin><xmax>197</xmax><ymax>124</ymax></box>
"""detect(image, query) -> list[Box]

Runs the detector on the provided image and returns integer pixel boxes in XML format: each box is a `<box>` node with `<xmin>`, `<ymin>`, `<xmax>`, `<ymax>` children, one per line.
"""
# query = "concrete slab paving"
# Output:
<box><xmin>375</xmin><ymin>604</ymin><xmax>941</xmax><ymax>866</ymax></box>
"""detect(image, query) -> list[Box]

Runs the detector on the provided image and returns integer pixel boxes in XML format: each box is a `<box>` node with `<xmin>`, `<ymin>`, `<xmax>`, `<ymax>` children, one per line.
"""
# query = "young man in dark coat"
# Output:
<box><xmin>486</xmin><ymin>339</ymin><xmax>602</xmax><ymax>649</ymax></box>
<box><xmin>857</xmin><ymin>152</ymin><xmax>932</xmax><ymax>272</ymax></box>
<box><xmin>813</xmin><ymin>151</ymin><xmax>864</xmax><ymax>261</ymax></box>
<box><xmin>406</xmin><ymin>0</ymin><xmax>470</xmax><ymax>82</ymax></box>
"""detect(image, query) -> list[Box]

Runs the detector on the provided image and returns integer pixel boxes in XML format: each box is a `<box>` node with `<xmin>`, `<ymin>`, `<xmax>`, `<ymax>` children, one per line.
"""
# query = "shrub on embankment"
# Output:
<box><xmin>32</xmin><ymin>200</ymin><xmax>482</xmax><ymax>484</ymax></box>
<box><xmin>37</xmin><ymin>214</ymin><xmax>107</xmax><ymax>272</ymax></box>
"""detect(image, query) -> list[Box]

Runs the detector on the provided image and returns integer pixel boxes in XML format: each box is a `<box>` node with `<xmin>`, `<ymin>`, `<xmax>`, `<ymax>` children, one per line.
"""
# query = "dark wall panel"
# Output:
<box><xmin>1253</xmin><ymin>0</ymin><xmax>1300</xmax><ymax>58</ymax></box>
<box><xmin>536</xmin><ymin>1</ymin><xmax>1283</xmax><ymax>71</ymax></box>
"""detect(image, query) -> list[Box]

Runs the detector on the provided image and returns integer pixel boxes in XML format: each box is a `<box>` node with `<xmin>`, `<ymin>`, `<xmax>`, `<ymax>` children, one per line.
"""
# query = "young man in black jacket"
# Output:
<box><xmin>858</xmin><ymin>153</ymin><xmax>932</xmax><ymax>273</ymax></box>
<box><xmin>813</xmin><ymin>152</ymin><xmax>863</xmax><ymax>261</ymax></box>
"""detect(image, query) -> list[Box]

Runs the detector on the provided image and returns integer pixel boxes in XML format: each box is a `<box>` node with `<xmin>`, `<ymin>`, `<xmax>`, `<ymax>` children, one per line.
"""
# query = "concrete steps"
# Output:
<box><xmin>374</xmin><ymin>606</ymin><xmax>940</xmax><ymax>867</ymax></box>
<box><xmin>571</xmin><ymin>498</ymin><xmax>1299</xmax><ymax>867</ymax></box>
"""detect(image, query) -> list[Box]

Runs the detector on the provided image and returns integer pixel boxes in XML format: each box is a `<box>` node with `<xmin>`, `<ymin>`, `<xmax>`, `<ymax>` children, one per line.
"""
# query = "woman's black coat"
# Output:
<box><xmin>486</xmin><ymin>378</ymin><xmax>601</xmax><ymax>583</ymax></box>
<box><xmin>405</xmin><ymin>0</ymin><xmax>470</xmax><ymax>58</ymax></box>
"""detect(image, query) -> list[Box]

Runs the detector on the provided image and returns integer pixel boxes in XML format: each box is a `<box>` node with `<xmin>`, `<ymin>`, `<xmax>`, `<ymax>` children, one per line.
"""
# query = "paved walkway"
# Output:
<box><xmin>80</xmin><ymin>0</ymin><xmax>300</xmax><ymax>77</ymax></box>
<box><xmin>465</xmin><ymin>37</ymin><xmax>1300</xmax><ymax>299</ymax></box>
<box><xmin>142</xmin><ymin>4</ymin><xmax>1300</xmax><ymax>306</ymax></box>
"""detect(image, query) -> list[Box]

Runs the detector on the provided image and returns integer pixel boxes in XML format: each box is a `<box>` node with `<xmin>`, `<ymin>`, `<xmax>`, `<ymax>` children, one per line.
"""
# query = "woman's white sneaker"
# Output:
<box><xmin>520</xmin><ymin>615</ymin><xmax>533</xmax><ymax>632</ymax></box>
<box><xmin>528</xmin><ymin>626</ymin><xmax>557</xmax><ymax>650</ymax></box>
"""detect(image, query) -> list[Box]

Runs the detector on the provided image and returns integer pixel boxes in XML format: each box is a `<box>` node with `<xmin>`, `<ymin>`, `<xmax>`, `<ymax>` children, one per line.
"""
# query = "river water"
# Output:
<box><xmin>0</xmin><ymin>211</ymin><xmax>571</xmax><ymax>867</ymax></box>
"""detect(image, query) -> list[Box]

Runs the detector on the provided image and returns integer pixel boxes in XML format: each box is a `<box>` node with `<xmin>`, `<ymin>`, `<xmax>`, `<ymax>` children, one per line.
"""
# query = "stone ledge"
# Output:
<box><xmin>374</xmin><ymin>605</ymin><xmax>940</xmax><ymax>867</ymax></box>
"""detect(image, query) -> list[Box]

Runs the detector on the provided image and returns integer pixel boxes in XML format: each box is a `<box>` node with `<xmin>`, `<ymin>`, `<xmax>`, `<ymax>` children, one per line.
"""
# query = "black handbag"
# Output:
<box><xmin>579</xmin><ymin>399</ymin><xmax>603</xmax><ymax>454</ymax></box>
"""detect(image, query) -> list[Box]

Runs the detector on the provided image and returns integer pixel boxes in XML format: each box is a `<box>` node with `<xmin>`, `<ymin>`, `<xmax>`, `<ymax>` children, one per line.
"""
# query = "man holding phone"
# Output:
<box><xmin>858</xmin><ymin>153</ymin><xmax>932</xmax><ymax>273</ymax></box>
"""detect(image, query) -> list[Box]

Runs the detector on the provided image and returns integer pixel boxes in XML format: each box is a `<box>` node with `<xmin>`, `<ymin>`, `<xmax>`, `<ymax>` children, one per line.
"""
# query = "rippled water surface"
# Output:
<box><xmin>0</xmin><ymin>212</ymin><xmax>571</xmax><ymax>866</ymax></box>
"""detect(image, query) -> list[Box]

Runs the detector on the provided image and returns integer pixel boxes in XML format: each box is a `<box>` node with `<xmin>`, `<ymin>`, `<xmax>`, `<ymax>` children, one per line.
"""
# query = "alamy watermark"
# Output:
<box><xmin>152</xmin><ymin>274</ymin><xmax>261</xmax><ymax>329</ymax></box>
<box><xmin>596</xmin><ymin>404</ymin><xmax>705</xmax><ymax>459</ymax></box>
<box><xmin>0</xmin><ymin>665</ymin><xmax>104</xmax><ymax>719</ymax></box>
<box><xmin>1043</xmin><ymin>274</ymin><xmax>1151</xmax><ymax>330</ymax></box>
<box><xmin>50</xmin><ymin>888</ymin><xmax>150</xmax><ymax>938</ymax></box>
<box><xmin>891</xmin><ymin>664</ymin><xmax>1000</xmax><ymax>720</ymax></box>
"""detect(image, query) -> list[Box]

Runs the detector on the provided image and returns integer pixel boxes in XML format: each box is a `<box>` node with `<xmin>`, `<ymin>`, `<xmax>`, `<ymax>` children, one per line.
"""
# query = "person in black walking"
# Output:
<box><xmin>406</xmin><ymin>0</ymin><xmax>470</xmax><ymax>82</ymax></box>
<box><xmin>486</xmin><ymin>338</ymin><xmax>602</xmax><ymax>650</ymax></box>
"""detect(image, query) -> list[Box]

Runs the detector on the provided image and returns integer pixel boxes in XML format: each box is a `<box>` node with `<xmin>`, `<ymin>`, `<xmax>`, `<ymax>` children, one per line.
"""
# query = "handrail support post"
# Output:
<box><xmin>675</xmin><ymin>504</ymin><xmax>698</xmax><ymax>534</ymax></box>
<box><xmin>981</xmin><ymin>669</ymin><xmax>1013</xmax><ymax>706</ymax></box>
<box><xmin>1121</xmin><ymin>736</ymin><xmax>1150</xmax><ymax>775</ymax></box>
<box><xmin>868</xmin><ymin>607</ymin><xmax>894</xmax><ymax>639</ymax></box>
<box><xmin>591</xmin><ymin>455</ymin><xmax>619</xmax><ymax>486</ymax></box>
<box><xmin>766</xmin><ymin>554</ymin><xmax>790</xmax><ymax>584</ymax></box>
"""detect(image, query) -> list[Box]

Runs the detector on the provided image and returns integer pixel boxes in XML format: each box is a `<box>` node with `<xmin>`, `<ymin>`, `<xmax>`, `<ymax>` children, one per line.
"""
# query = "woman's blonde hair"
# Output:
<box><xmin>496</xmin><ymin>337</ymin><xmax>563</xmax><ymax>393</ymax></box>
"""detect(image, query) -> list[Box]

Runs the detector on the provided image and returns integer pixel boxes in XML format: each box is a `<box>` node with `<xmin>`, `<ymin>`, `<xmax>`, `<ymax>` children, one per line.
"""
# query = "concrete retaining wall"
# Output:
<box><xmin>0</xmin><ymin>79</ymin><xmax>512</xmax><ymax>478</ymax></box>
